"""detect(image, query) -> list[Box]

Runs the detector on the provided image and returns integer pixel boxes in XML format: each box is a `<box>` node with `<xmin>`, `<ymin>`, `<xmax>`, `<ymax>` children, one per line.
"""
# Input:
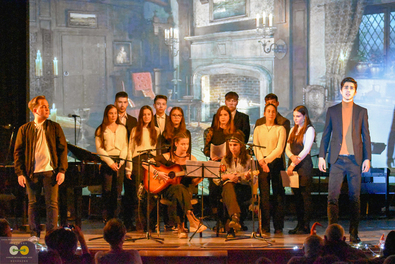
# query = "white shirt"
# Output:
<box><xmin>253</xmin><ymin>124</ymin><xmax>286</xmax><ymax>164</ymax></box>
<box><xmin>156</xmin><ymin>114</ymin><xmax>166</xmax><ymax>133</ymax></box>
<box><xmin>95</xmin><ymin>125</ymin><xmax>128</xmax><ymax>167</ymax></box>
<box><xmin>34</xmin><ymin>120</ymin><xmax>53</xmax><ymax>173</ymax></box>
<box><xmin>119</xmin><ymin>113</ymin><xmax>128</xmax><ymax>126</ymax></box>
<box><xmin>285</xmin><ymin>126</ymin><xmax>315</xmax><ymax>161</ymax></box>
<box><xmin>126</xmin><ymin>127</ymin><xmax>160</xmax><ymax>174</ymax></box>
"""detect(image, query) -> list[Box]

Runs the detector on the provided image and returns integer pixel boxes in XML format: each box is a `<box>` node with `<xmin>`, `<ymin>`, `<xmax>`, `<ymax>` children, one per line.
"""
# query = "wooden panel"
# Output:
<box><xmin>291</xmin><ymin>0</ymin><xmax>308</xmax><ymax>107</ymax></box>
<box><xmin>61</xmin><ymin>35</ymin><xmax>106</xmax><ymax>113</ymax></box>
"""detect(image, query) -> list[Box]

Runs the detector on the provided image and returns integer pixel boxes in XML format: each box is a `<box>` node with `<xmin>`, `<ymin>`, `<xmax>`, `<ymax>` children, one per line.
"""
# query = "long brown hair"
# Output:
<box><xmin>224</xmin><ymin>131</ymin><xmax>248</xmax><ymax>167</ymax></box>
<box><xmin>213</xmin><ymin>106</ymin><xmax>235</xmax><ymax>135</ymax></box>
<box><xmin>287</xmin><ymin>105</ymin><xmax>313</xmax><ymax>145</ymax></box>
<box><xmin>170</xmin><ymin>132</ymin><xmax>191</xmax><ymax>161</ymax></box>
<box><xmin>134</xmin><ymin>105</ymin><xmax>157</xmax><ymax>146</ymax></box>
<box><xmin>95</xmin><ymin>104</ymin><xmax>120</xmax><ymax>148</ymax></box>
<box><xmin>164</xmin><ymin>107</ymin><xmax>186</xmax><ymax>141</ymax></box>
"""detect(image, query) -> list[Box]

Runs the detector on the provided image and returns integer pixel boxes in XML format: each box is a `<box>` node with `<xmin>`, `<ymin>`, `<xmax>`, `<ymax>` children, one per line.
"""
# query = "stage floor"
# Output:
<box><xmin>9</xmin><ymin>217</ymin><xmax>395</xmax><ymax>263</ymax></box>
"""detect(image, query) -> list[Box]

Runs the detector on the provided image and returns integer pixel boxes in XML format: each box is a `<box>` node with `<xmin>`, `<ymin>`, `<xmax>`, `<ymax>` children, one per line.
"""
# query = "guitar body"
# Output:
<box><xmin>143</xmin><ymin>164</ymin><xmax>184</xmax><ymax>194</ymax></box>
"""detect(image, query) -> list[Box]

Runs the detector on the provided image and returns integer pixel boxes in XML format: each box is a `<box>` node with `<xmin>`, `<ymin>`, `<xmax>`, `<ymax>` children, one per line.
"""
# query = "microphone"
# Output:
<box><xmin>68</xmin><ymin>114</ymin><xmax>80</xmax><ymax>118</ymax></box>
<box><xmin>246</xmin><ymin>143</ymin><xmax>266</xmax><ymax>149</ymax></box>
<box><xmin>1</xmin><ymin>124</ymin><xmax>12</xmax><ymax>130</ymax></box>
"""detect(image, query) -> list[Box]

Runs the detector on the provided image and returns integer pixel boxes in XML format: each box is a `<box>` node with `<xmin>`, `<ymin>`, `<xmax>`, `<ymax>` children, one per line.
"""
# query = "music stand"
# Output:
<box><xmin>126</xmin><ymin>148</ymin><xmax>164</xmax><ymax>244</ymax></box>
<box><xmin>224</xmin><ymin>144</ymin><xmax>273</xmax><ymax>245</ymax></box>
<box><xmin>186</xmin><ymin>160</ymin><xmax>220</xmax><ymax>241</ymax></box>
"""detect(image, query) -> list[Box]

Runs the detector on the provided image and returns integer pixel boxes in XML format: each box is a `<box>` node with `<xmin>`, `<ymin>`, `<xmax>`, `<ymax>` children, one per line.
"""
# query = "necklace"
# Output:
<box><xmin>266</xmin><ymin>124</ymin><xmax>274</xmax><ymax>133</ymax></box>
<box><xmin>173</xmin><ymin>152</ymin><xmax>189</xmax><ymax>159</ymax></box>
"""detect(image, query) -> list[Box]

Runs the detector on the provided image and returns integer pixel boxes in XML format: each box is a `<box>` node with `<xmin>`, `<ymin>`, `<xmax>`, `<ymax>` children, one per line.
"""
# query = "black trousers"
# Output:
<box><xmin>258</xmin><ymin>158</ymin><xmax>285</xmax><ymax>232</ymax></box>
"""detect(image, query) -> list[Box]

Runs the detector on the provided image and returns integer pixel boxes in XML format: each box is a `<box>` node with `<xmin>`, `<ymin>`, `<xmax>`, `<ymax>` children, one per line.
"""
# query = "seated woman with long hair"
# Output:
<box><xmin>95</xmin><ymin>104</ymin><xmax>128</xmax><ymax>222</ymax></box>
<box><xmin>219</xmin><ymin>131</ymin><xmax>253</xmax><ymax>238</ymax></box>
<box><xmin>152</xmin><ymin>132</ymin><xmax>206</xmax><ymax>238</ymax></box>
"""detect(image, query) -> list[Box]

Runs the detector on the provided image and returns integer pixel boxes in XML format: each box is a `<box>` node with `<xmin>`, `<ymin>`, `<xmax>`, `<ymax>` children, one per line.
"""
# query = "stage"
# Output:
<box><xmin>9</xmin><ymin>217</ymin><xmax>394</xmax><ymax>263</ymax></box>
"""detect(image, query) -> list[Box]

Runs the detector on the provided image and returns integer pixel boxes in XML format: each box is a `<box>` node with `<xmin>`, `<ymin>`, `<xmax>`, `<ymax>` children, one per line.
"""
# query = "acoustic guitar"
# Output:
<box><xmin>143</xmin><ymin>164</ymin><xmax>185</xmax><ymax>194</ymax></box>
<box><xmin>213</xmin><ymin>169</ymin><xmax>259</xmax><ymax>186</ymax></box>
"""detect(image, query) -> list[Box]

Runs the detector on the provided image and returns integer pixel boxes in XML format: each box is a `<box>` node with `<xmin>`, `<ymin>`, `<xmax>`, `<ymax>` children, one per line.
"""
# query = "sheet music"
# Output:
<box><xmin>280</xmin><ymin>171</ymin><xmax>299</xmax><ymax>188</ymax></box>
<box><xmin>210</xmin><ymin>142</ymin><xmax>226</xmax><ymax>160</ymax></box>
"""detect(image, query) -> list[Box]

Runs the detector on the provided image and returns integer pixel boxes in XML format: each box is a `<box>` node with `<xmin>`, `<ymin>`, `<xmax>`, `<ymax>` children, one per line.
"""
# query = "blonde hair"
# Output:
<box><xmin>28</xmin><ymin>95</ymin><xmax>46</xmax><ymax>112</ymax></box>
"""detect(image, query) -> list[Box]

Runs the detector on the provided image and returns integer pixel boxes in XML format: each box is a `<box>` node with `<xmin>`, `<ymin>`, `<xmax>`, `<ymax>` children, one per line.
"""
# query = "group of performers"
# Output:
<box><xmin>14</xmin><ymin>77</ymin><xmax>371</xmax><ymax>243</ymax></box>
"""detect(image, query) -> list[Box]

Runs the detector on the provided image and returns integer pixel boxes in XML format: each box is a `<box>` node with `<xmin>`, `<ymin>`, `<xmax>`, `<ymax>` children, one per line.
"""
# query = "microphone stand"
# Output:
<box><xmin>126</xmin><ymin>147</ymin><xmax>168</xmax><ymax>244</ymax></box>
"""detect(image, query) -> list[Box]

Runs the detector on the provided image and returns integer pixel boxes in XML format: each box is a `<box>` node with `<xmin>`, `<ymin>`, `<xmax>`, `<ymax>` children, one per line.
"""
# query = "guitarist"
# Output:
<box><xmin>219</xmin><ymin>131</ymin><xmax>253</xmax><ymax>238</ymax></box>
<box><xmin>150</xmin><ymin>132</ymin><xmax>207</xmax><ymax>239</ymax></box>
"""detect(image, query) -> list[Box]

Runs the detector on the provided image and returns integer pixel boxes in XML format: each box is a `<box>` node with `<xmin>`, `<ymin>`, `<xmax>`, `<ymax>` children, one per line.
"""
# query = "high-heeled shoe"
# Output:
<box><xmin>187</xmin><ymin>210</ymin><xmax>207</xmax><ymax>233</ymax></box>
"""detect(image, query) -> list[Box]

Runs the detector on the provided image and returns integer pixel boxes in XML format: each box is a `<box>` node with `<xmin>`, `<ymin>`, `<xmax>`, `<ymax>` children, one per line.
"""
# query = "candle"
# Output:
<box><xmin>262</xmin><ymin>12</ymin><xmax>266</xmax><ymax>26</ymax></box>
<box><xmin>36</xmin><ymin>50</ymin><xmax>43</xmax><ymax>77</ymax></box>
<box><xmin>269</xmin><ymin>14</ymin><xmax>273</xmax><ymax>27</ymax></box>
<box><xmin>165</xmin><ymin>29</ymin><xmax>169</xmax><ymax>40</ymax></box>
<box><xmin>174</xmin><ymin>28</ymin><xmax>178</xmax><ymax>40</ymax></box>
<box><xmin>50</xmin><ymin>103</ymin><xmax>57</xmax><ymax>121</ymax></box>
<box><xmin>256</xmin><ymin>14</ymin><xmax>260</xmax><ymax>27</ymax></box>
<box><xmin>170</xmin><ymin>28</ymin><xmax>173</xmax><ymax>39</ymax></box>
<box><xmin>53</xmin><ymin>57</ymin><xmax>58</xmax><ymax>76</ymax></box>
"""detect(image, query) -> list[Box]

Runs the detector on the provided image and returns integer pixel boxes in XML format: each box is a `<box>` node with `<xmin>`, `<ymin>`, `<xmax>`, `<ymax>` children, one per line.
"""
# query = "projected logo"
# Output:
<box><xmin>0</xmin><ymin>239</ymin><xmax>38</xmax><ymax>264</ymax></box>
<box><xmin>9</xmin><ymin>245</ymin><xmax>29</xmax><ymax>255</ymax></box>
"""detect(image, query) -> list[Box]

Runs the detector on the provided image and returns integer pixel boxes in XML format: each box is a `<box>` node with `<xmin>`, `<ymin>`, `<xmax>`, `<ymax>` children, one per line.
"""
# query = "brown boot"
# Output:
<box><xmin>187</xmin><ymin>210</ymin><xmax>207</xmax><ymax>233</ymax></box>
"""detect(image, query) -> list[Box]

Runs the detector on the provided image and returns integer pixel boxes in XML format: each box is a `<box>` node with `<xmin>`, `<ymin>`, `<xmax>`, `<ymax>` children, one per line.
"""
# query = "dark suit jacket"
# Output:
<box><xmin>255</xmin><ymin>112</ymin><xmax>291</xmax><ymax>137</ymax></box>
<box><xmin>125</xmin><ymin>114</ymin><xmax>137</xmax><ymax>139</ymax></box>
<box><xmin>319</xmin><ymin>102</ymin><xmax>371</xmax><ymax>166</ymax></box>
<box><xmin>211</xmin><ymin>110</ymin><xmax>250</xmax><ymax>143</ymax></box>
<box><xmin>154</xmin><ymin>114</ymin><xmax>171</xmax><ymax>154</ymax></box>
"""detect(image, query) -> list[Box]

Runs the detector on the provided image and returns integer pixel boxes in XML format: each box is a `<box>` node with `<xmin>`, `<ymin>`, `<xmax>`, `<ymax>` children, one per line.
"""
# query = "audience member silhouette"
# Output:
<box><xmin>95</xmin><ymin>218</ymin><xmax>142</xmax><ymax>264</ymax></box>
<box><xmin>45</xmin><ymin>226</ymin><xmax>91</xmax><ymax>264</ymax></box>
<box><xmin>321</xmin><ymin>224</ymin><xmax>367</xmax><ymax>262</ymax></box>
<box><xmin>287</xmin><ymin>234</ymin><xmax>324</xmax><ymax>264</ymax></box>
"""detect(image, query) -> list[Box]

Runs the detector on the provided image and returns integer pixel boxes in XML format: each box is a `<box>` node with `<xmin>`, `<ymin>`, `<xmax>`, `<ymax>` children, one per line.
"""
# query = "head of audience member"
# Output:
<box><xmin>264</xmin><ymin>93</ymin><xmax>279</xmax><ymax>107</ymax></box>
<box><xmin>340</xmin><ymin>77</ymin><xmax>357</xmax><ymax>103</ymax></box>
<box><xmin>303</xmin><ymin>234</ymin><xmax>324</xmax><ymax>259</ymax></box>
<box><xmin>0</xmin><ymin>218</ymin><xmax>12</xmax><ymax>237</ymax></box>
<box><xmin>263</xmin><ymin>103</ymin><xmax>278</xmax><ymax>125</ymax></box>
<box><xmin>324</xmin><ymin>224</ymin><xmax>346</xmax><ymax>243</ymax></box>
<box><xmin>38</xmin><ymin>249</ymin><xmax>62</xmax><ymax>264</ymax></box>
<box><xmin>45</xmin><ymin>227</ymin><xmax>78</xmax><ymax>261</ymax></box>
<box><xmin>114</xmin><ymin>91</ymin><xmax>129</xmax><ymax>116</ymax></box>
<box><xmin>288</xmin><ymin>105</ymin><xmax>313</xmax><ymax>145</ymax></box>
<box><xmin>171</xmin><ymin>132</ymin><xmax>191</xmax><ymax>158</ymax></box>
<box><xmin>384</xmin><ymin>231</ymin><xmax>395</xmax><ymax>257</ymax></box>
<box><xmin>165</xmin><ymin>107</ymin><xmax>186</xmax><ymax>140</ymax></box>
<box><xmin>135</xmin><ymin>105</ymin><xmax>157</xmax><ymax>146</ymax></box>
<box><xmin>153</xmin><ymin>95</ymin><xmax>168</xmax><ymax>116</ymax></box>
<box><xmin>28</xmin><ymin>95</ymin><xmax>50</xmax><ymax>122</ymax></box>
<box><xmin>255</xmin><ymin>256</ymin><xmax>273</xmax><ymax>264</ymax></box>
<box><xmin>224</xmin><ymin>91</ymin><xmax>239</xmax><ymax>113</ymax></box>
<box><xmin>384</xmin><ymin>255</ymin><xmax>395</xmax><ymax>264</ymax></box>
<box><xmin>213</xmin><ymin>106</ymin><xmax>235</xmax><ymax>134</ymax></box>
<box><xmin>103</xmin><ymin>218</ymin><xmax>126</xmax><ymax>250</ymax></box>
<box><xmin>225</xmin><ymin>131</ymin><xmax>247</xmax><ymax>167</ymax></box>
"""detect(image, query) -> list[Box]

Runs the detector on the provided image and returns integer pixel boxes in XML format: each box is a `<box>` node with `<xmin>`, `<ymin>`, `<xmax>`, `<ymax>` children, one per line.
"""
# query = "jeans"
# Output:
<box><xmin>327</xmin><ymin>155</ymin><xmax>361</xmax><ymax>236</ymax></box>
<box><xmin>26</xmin><ymin>171</ymin><xmax>58</xmax><ymax>235</ymax></box>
